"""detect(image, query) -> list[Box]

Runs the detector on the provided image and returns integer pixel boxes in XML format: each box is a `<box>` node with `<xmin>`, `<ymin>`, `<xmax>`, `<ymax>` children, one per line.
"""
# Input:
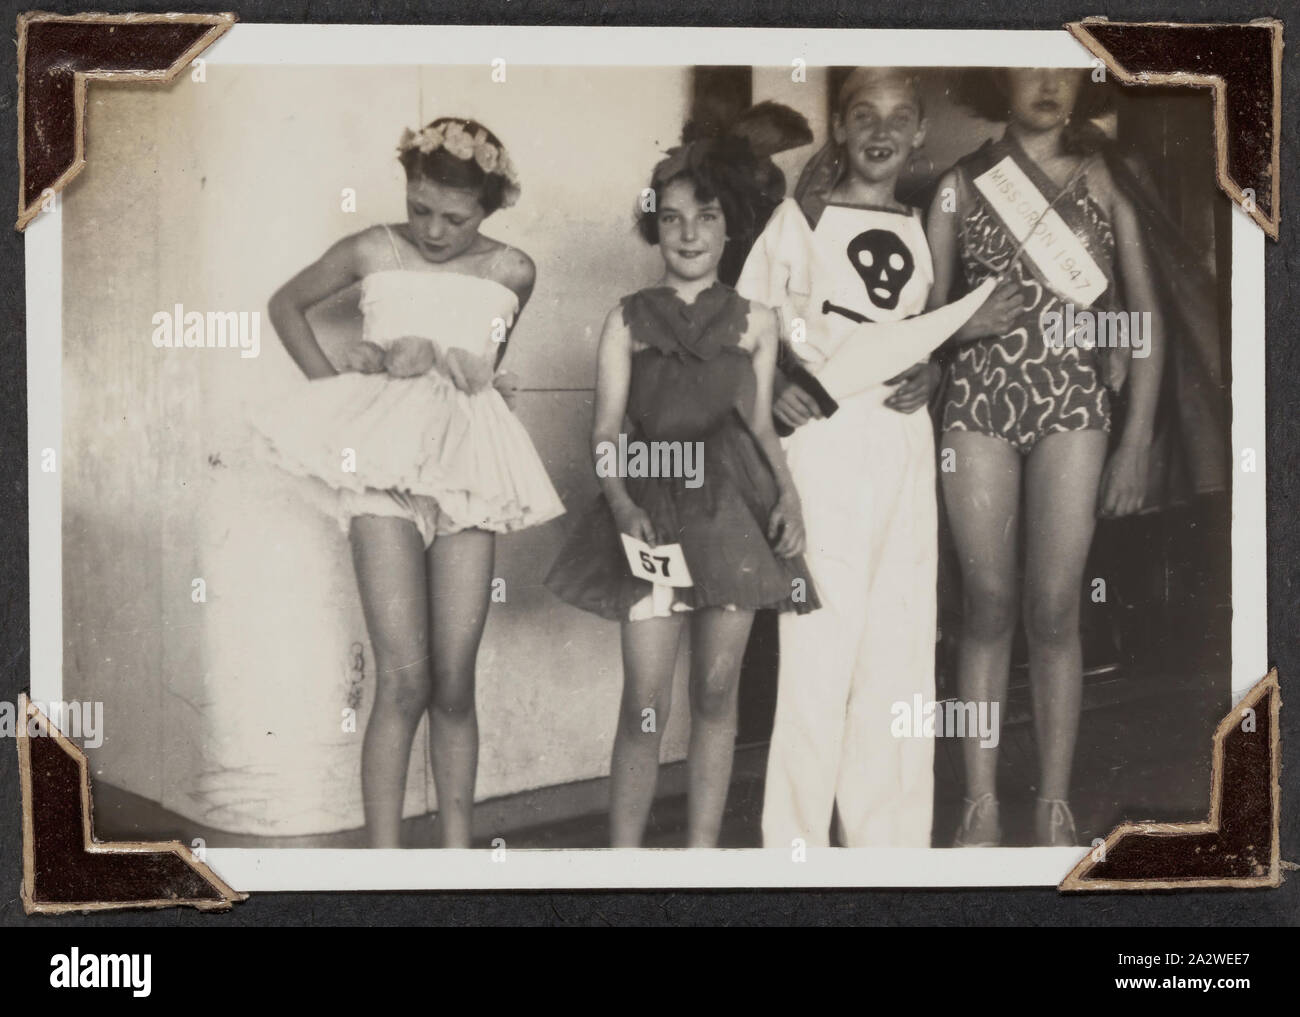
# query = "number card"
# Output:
<box><xmin>619</xmin><ymin>534</ymin><xmax>693</xmax><ymax>588</ymax></box>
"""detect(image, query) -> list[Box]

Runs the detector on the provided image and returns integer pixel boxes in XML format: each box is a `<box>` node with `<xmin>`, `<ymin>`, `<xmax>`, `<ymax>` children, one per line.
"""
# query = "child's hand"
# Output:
<box><xmin>956</xmin><ymin>276</ymin><xmax>1021</xmax><ymax>342</ymax></box>
<box><xmin>768</xmin><ymin>492</ymin><xmax>806</xmax><ymax>558</ymax></box>
<box><xmin>493</xmin><ymin>370</ymin><xmax>521</xmax><ymax>411</ymax></box>
<box><xmin>1099</xmin><ymin>347</ymin><xmax>1130</xmax><ymax>393</ymax></box>
<box><xmin>342</xmin><ymin>340</ymin><xmax>387</xmax><ymax>374</ymax></box>
<box><xmin>613</xmin><ymin>501</ymin><xmax>657</xmax><ymax>545</ymax></box>
<box><xmin>384</xmin><ymin>336</ymin><xmax>439</xmax><ymax>378</ymax></box>
<box><xmin>773</xmin><ymin>383</ymin><xmax>824</xmax><ymax>431</ymax></box>
<box><xmin>884</xmin><ymin>360</ymin><xmax>941</xmax><ymax>414</ymax></box>
<box><xmin>1098</xmin><ymin>440</ymin><xmax>1150</xmax><ymax>517</ymax></box>
<box><xmin>444</xmin><ymin>347</ymin><xmax>496</xmax><ymax>394</ymax></box>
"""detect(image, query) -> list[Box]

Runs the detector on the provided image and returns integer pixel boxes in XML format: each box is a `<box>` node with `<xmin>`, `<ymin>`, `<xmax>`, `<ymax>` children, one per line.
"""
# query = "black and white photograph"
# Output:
<box><xmin>29</xmin><ymin>24</ymin><xmax>1265</xmax><ymax>890</ymax></box>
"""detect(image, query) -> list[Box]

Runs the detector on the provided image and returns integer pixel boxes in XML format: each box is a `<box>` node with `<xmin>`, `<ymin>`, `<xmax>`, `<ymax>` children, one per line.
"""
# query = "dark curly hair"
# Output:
<box><xmin>398</xmin><ymin>117</ymin><xmax>511</xmax><ymax>215</ymax></box>
<box><xmin>953</xmin><ymin>68</ymin><xmax>1115</xmax><ymax>125</ymax></box>
<box><xmin>636</xmin><ymin>137</ymin><xmax>760</xmax><ymax>248</ymax></box>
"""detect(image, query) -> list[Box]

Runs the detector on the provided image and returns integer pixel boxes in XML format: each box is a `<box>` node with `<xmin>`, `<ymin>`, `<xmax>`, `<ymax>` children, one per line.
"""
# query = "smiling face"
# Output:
<box><xmin>656</xmin><ymin>177</ymin><xmax>727</xmax><ymax>283</ymax></box>
<box><xmin>1004</xmin><ymin>68</ymin><xmax>1085</xmax><ymax>132</ymax></box>
<box><xmin>404</xmin><ymin>176</ymin><xmax>487</xmax><ymax>262</ymax></box>
<box><xmin>832</xmin><ymin>80</ymin><xmax>926</xmax><ymax>187</ymax></box>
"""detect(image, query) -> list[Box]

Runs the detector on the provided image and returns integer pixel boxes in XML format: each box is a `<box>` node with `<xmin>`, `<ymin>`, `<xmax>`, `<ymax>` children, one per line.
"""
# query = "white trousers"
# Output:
<box><xmin>762</xmin><ymin>393</ymin><xmax>937</xmax><ymax>848</ymax></box>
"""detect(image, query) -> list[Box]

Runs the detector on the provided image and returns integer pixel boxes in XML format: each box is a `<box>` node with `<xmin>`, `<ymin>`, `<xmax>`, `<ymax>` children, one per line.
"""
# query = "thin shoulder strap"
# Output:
<box><xmin>486</xmin><ymin>243</ymin><xmax>513</xmax><ymax>273</ymax></box>
<box><xmin>382</xmin><ymin>224</ymin><xmax>404</xmax><ymax>269</ymax></box>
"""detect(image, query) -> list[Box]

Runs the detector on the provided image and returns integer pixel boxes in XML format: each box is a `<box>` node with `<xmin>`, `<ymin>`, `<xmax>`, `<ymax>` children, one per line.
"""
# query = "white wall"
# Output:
<box><xmin>63</xmin><ymin>64</ymin><xmax>692</xmax><ymax>837</ymax></box>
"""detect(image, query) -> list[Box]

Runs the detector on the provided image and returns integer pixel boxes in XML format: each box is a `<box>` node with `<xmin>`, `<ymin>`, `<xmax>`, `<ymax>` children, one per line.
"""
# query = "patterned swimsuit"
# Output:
<box><xmin>940</xmin><ymin>156</ymin><xmax>1116</xmax><ymax>453</ymax></box>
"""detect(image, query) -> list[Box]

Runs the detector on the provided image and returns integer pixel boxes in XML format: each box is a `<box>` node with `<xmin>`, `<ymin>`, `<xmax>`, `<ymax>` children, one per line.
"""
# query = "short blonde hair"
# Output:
<box><xmin>835</xmin><ymin>67</ymin><xmax>925</xmax><ymax>120</ymax></box>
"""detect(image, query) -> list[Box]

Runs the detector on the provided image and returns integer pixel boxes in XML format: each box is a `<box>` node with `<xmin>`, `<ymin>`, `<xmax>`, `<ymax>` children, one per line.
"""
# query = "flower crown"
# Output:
<box><xmin>397</xmin><ymin>120</ymin><xmax>521</xmax><ymax>208</ymax></box>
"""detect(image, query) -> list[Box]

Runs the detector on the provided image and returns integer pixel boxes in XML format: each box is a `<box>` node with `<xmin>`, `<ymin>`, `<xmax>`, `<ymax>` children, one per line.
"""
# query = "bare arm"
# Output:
<box><xmin>745</xmin><ymin>308</ymin><xmax>805</xmax><ymax>558</ymax></box>
<box><xmin>1098</xmin><ymin>170</ymin><xmax>1166</xmax><ymax>516</ymax></box>
<box><xmin>744</xmin><ymin>309</ymin><xmax>798</xmax><ymax>500</ymax></box>
<box><xmin>491</xmin><ymin>246</ymin><xmax>536</xmax><ymax>369</ymax></box>
<box><xmin>1111</xmin><ymin>184</ymin><xmax>1164</xmax><ymax>446</ymax></box>
<box><xmin>591</xmin><ymin>306</ymin><xmax>655</xmax><ymax>542</ymax></box>
<box><xmin>924</xmin><ymin>169</ymin><xmax>1022</xmax><ymax>350</ymax></box>
<box><xmin>267</xmin><ymin>231</ymin><xmax>373</xmax><ymax>379</ymax></box>
<box><xmin>925</xmin><ymin>170</ymin><xmax>963</xmax><ymax>311</ymax></box>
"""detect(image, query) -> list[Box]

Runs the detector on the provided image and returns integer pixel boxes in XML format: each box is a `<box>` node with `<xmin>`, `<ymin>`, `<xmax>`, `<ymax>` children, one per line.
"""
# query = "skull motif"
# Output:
<box><xmin>847</xmin><ymin>229</ymin><xmax>915</xmax><ymax>311</ymax></box>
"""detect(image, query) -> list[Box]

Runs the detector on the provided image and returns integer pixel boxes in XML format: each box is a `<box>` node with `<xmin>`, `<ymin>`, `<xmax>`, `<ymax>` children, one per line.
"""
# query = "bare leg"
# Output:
<box><xmin>1022</xmin><ymin>429</ymin><xmax>1108</xmax><ymax>843</ymax></box>
<box><xmin>686</xmin><ymin>607</ymin><xmax>756</xmax><ymax>847</ymax></box>
<box><xmin>939</xmin><ymin>431</ymin><xmax>1021</xmax><ymax>841</ymax></box>
<box><xmin>610</xmin><ymin>614</ymin><xmax>685</xmax><ymax>847</ymax></box>
<box><xmin>351</xmin><ymin>515</ymin><xmax>430</xmax><ymax>848</ymax></box>
<box><xmin>426</xmin><ymin>527</ymin><xmax>495</xmax><ymax>848</ymax></box>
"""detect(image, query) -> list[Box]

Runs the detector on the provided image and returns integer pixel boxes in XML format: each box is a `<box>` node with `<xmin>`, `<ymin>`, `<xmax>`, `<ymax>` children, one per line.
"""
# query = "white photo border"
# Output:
<box><xmin>26</xmin><ymin>22</ymin><xmax>1267</xmax><ymax>891</ymax></box>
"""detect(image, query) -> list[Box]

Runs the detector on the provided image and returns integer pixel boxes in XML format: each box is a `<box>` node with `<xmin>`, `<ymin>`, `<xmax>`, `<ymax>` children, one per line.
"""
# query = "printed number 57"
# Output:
<box><xmin>639</xmin><ymin>550</ymin><xmax>672</xmax><ymax>578</ymax></box>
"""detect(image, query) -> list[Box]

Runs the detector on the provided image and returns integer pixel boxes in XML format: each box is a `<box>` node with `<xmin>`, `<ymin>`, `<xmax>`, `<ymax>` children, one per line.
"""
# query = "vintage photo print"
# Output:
<box><xmin>25</xmin><ymin>24</ymin><xmax>1267</xmax><ymax>890</ymax></box>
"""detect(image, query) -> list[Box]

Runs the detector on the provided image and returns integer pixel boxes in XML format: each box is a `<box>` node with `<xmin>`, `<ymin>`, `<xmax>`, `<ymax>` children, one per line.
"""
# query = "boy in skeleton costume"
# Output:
<box><xmin>737</xmin><ymin>68</ymin><xmax>1009</xmax><ymax>847</ymax></box>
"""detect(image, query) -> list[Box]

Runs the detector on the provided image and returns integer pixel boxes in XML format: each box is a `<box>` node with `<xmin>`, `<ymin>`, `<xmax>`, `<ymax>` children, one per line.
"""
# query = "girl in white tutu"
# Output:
<box><xmin>254</xmin><ymin>117</ymin><xmax>563</xmax><ymax>847</ymax></box>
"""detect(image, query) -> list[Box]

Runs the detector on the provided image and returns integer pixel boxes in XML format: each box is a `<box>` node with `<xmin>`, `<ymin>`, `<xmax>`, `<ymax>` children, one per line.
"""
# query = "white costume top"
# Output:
<box><xmin>738</xmin><ymin>198</ymin><xmax>992</xmax><ymax>402</ymax></box>
<box><xmin>252</xmin><ymin>243</ymin><xmax>563</xmax><ymax>535</ymax></box>
<box><xmin>359</xmin><ymin>269</ymin><xmax>516</xmax><ymax>352</ymax></box>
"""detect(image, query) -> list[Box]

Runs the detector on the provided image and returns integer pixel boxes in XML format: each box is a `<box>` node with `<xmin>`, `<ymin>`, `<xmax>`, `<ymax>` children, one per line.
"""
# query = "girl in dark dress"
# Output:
<box><xmin>546</xmin><ymin>140</ymin><xmax>817</xmax><ymax>847</ymax></box>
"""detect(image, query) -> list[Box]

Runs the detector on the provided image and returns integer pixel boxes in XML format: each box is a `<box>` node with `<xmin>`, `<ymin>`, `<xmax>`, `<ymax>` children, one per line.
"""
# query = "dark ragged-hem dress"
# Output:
<box><xmin>545</xmin><ymin>282</ymin><xmax>820</xmax><ymax>622</ymax></box>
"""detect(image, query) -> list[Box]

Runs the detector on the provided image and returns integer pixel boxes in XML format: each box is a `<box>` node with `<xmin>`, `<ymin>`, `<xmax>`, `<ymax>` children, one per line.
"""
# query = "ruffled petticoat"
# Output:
<box><xmin>251</xmin><ymin>368</ymin><xmax>564</xmax><ymax>537</ymax></box>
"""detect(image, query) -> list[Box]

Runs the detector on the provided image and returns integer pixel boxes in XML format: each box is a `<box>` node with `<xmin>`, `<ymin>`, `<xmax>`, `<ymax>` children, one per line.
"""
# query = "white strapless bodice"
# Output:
<box><xmin>359</xmin><ymin>270</ymin><xmax>519</xmax><ymax>355</ymax></box>
<box><xmin>251</xmin><ymin>265</ymin><xmax>561</xmax><ymax>536</ymax></box>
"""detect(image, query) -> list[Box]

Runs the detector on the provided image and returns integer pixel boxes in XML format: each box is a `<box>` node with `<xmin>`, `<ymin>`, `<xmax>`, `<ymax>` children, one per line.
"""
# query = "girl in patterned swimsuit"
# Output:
<box><xmin>254</xmin><ymin>118</ymin><xmax>563</xmax><ymax>848</ymax></box>
<box><xmin>928</xmin><ymin>70</ymin><xmax>1166</xmax><ymax>846</ymax></box>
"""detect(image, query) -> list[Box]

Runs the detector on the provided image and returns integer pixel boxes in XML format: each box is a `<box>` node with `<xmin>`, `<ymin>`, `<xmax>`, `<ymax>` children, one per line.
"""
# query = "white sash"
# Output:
<box><xmin>972</xmin><ymin>155</ymin><xmax>1108</xmax><ymax>308</ymax></box>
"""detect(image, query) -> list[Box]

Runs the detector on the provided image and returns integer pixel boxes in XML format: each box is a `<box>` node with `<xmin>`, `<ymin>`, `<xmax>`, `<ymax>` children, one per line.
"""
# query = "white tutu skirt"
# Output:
<box><xmin>251</xmin><ymin>370</ymin><xmax>565</xmax><ymax>535</ymax></box>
